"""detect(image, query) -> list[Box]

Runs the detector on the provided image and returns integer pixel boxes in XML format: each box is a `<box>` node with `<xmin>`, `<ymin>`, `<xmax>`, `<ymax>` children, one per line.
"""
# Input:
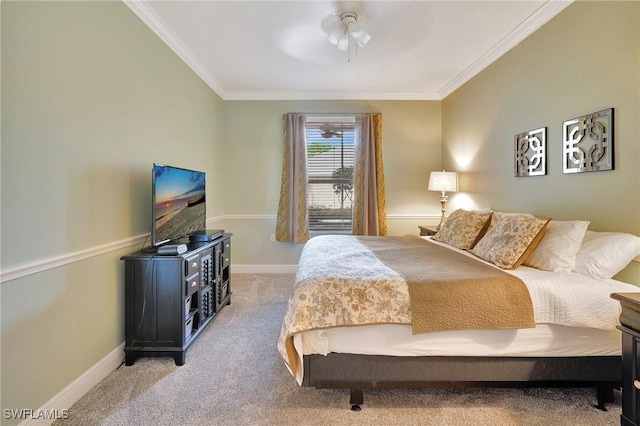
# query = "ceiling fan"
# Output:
<box><xmin>320</xmin><ymin>0</ymin><xmax>371</xmax><ymax>61</ymax></box>
<box><xmin>319</xmin><ymin>123</ymin><xmax>343</xmax><ymax>139</ymax></box>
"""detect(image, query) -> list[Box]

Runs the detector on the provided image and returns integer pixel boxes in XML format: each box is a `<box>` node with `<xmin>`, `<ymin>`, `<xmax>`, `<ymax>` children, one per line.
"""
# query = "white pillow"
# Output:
<box><xmin>523</xmin><ymin>220</ymin><xmax>589</xmax><ymax>272</ymax></box>
<box><xmin>574</xmin><ymin>231</ymin><xmax>640</xmax><ymax>279</ymax></box>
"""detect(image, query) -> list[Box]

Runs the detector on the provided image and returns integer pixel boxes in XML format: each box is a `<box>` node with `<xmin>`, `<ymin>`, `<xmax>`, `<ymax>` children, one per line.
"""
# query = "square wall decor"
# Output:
<box><xmin>514</xmin><ymin>127</ymin><xmax>546</xmax><ymax>177</ymax></box>
<box><xmin>562</xmin><ymin>108</ymin><xmax>614</xmax><ymax>174</ymax></box>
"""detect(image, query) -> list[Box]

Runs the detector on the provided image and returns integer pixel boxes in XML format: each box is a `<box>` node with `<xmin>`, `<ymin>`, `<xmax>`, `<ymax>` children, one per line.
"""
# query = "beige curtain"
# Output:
<box><xmin>352</xmin><ymin>113</ymin><xmax>387</xmax><ymax>236</ymax></box>
<box><xmin>275</xmin><ymin>113</ymin><xmax>309</xmax><ymax>243</ymax></box>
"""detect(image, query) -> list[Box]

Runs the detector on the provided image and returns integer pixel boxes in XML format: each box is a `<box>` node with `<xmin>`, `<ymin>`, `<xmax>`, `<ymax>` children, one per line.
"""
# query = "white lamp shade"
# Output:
<box><xmin>428</xmin><ymin>171</ymin><xmax>459</xmax><ymax>193</ymax></box>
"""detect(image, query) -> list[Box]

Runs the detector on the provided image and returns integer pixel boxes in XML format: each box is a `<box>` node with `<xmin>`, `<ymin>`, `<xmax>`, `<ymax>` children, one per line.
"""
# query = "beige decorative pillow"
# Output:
<box><xmin>471</xmin><ymin>214</ymin><xmax>550</xmax><ymax>269</ymax></box>
<box><xmin>432</xmin><ymin>209</ymin><xmax>492</xmax><ymax>250</ymax></box>
<box><xmin>488</xmin><ymin>211</ymin><xmax>536</xmax><ymax>231</ymax></box>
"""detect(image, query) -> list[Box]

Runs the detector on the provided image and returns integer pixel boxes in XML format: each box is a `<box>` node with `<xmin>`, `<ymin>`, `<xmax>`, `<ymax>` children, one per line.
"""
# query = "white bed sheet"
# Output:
<box><xmin>424</xmin><ymin>237</ymin><xmax>640</xmax><ymax>331</ymax></box>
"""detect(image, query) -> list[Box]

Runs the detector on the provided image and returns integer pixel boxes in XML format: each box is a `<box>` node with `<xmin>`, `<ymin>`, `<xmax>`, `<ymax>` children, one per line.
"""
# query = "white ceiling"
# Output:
<box><xmin>124</xmin><ymin>0</ymin><xmax>572</xmax><ymax>100</ymax></box>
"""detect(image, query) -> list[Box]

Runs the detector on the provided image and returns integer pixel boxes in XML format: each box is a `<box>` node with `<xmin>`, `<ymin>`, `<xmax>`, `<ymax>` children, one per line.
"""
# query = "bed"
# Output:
<box><xmin>277</xmin><ymin>210</ymin><xmax>640</xmax><ymax>410</ymax></box>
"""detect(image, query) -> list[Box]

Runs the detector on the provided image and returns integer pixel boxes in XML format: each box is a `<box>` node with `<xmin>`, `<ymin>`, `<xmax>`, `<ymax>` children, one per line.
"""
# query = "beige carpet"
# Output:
<box><xmin>55</xmin><ymin>273</ymin><xmax>621</xmax><ymax>426</ymax></box>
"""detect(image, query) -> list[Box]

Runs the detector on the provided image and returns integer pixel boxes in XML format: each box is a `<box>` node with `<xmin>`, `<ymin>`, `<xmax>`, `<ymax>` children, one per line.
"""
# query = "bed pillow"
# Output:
<box><xmin>488</xmin><ymin>211</ymin><xmax>536</xmax><ymax>230</ymax></box>
<box><xmin>432</xmin><ymin>209</ymin><xmax>492</xmax><ymax>250</ymax></box>
<box><xmin>471</xmin><ymin>214</ymin><xmax>550</xmax><ymax>269</ymax></box>
<box><xmin>574</xmin><ymin>231</ymin><xmax>640</xmax><ymax>279</ymax></box>
<box><xmin>523</xmin><ymin>220</ymin><xmax>589</xmax><ymax>272</ymax></box>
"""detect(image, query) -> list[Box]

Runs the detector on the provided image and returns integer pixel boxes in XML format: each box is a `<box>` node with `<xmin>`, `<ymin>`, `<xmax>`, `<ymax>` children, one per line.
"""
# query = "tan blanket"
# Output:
<box><xmin>358</xmin><ymin>235</ymin><xmax>535</xmax><ymax>334</ymax></box>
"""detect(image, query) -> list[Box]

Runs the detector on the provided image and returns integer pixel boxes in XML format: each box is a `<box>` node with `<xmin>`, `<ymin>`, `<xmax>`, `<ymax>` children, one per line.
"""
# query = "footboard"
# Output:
<box><xmin>303</xmin><ymin>354</ymin><xmax>621</xmax><ymax>410</ymax></box>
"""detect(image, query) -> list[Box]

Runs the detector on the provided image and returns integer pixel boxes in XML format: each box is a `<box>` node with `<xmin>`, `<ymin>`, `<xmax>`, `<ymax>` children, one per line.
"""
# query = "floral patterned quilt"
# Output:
<box><xmin>277</xmin><ymin>235</ymin><xmax>411</xmax><ymax>379</ymax></box>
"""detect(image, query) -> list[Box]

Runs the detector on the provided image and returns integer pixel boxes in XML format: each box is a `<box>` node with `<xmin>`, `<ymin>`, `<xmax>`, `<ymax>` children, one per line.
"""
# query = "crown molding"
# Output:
<box><xmin>439</xmin><ymin>0</ymin><xmax>573</xmax><ymax>99</ymax></box>
<box><xmin>123</xmin><ymin>0</ymin><xmax>228</xmax><ymax>99</ymax></box>
<box><xmin>223</xmin><ymin>91</ymin><xmax>442</xmax><ymax>101</ymax></box>
<box><xmin>124</xmin><ymin>0</ymin><xmax>571</xmax><ymax>101</ymax></box>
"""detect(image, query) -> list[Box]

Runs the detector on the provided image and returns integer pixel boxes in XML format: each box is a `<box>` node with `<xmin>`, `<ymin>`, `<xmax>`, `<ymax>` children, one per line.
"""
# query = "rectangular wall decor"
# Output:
<box><xmin>514</xmin><ymin>127</ymin><xmax>546</xmax><ymax>177</ymax></box>
<box><xmin>562</xmin><ymin>108</ymin><xmax>614</xmax><ymax>174</ymax></box>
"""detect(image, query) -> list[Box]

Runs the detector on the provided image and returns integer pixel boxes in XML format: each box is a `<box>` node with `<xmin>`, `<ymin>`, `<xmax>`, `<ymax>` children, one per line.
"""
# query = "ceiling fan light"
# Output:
<box><xmin>323</xmin><ymin>5</ymin><xmax>371</xmax><ymax>61</ymax></box>
<box><xmin>347</xmin><ymin>21</ymin><xmax>364</xmax><ymax>38</ymax></box>
<box><xmin>356</xmin><ymin>32</ymin><xmax>371</xmax><ymax>47</ymax></box>
<box><xmin>327</xmin><ymin>26</ymin><xmax>344</xmax><ymax>45</ymax></box>
<box><xmin>337</xmin><ymin>35</ymin><xmax>349</xmax><ymax>51</ymax></box>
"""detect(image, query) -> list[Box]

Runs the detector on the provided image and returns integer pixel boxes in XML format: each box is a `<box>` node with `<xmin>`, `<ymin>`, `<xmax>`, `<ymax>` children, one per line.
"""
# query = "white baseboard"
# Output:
<box><xmin>231</xmin><ymin>264</ymin><xmax>297</xmax><ymax>274</ymax></box>
<box><xmin>19</xmin><ymin>343</ymin><xmax>125</xmax><ymax>426</ymax></box>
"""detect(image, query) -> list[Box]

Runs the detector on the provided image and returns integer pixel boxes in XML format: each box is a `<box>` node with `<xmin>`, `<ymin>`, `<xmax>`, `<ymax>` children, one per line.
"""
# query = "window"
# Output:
<box><xmin>305</xmin><ymin>116</ymin><xmax>356</xmax><ymax>233</ymax></box>
<box><xmin>276</xmin><ymin>112</ymin><xmax>385</xmax><ymax>242</ymax></box>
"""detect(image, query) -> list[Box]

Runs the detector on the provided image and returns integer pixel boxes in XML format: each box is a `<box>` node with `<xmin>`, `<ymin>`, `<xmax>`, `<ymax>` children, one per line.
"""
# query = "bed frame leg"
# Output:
<box><xmin>350</xmin><ymin>389</ymin><xmax>363</xmax><ymax>411</ymax></box>
<box><xmin>594</xmin><ymin>385</ymin><xmax>614</xmax><ymax>411</ymax></box>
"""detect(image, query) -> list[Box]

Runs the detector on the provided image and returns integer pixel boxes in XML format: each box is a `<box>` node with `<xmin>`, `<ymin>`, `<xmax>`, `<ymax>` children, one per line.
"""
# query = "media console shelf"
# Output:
<box><xmin>121</xmin><ymin>233</ymin><xmax>232</xmax><ymax>366</ymax></box>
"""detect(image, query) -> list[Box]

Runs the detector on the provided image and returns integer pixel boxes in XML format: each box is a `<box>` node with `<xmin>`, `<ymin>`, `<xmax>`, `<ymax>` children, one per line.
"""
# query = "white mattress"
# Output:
<box><xmin>294</xmin><ymin>323</ymin><xmax>623</xmax><ymax>358</ymax></box>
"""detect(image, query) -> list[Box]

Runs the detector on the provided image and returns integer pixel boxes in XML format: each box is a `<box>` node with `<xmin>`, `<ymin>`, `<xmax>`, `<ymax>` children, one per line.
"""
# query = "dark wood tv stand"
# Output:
<box><xmin>121</xmin><ymin>233</ymin><xmax>231</xmax><ymax>366</ymax></box>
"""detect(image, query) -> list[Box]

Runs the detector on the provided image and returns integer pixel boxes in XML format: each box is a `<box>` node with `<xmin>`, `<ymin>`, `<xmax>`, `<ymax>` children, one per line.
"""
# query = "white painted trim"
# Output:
<box><xmin>220</xmin><ymin>214</ymin><xmax>438</xmax><ymax>221</ymax></box>
<box><xmin>231</xmin><ymin>264</ymin><xmax>298</xmax><ymax>274</ymax></box>
<box><xmin>0</xmin><ymin>236</ymin><xmax>146</xmax><ymax>283</ymax></box>
<box><xmin>0</xmin><ymin>216</ymin><xmax>225</xmax><ymax>284</ymax></box>
<box><xmin>19</xmin><ymin>343</ymin><xmax>125</xmax><ymax>426</ymax></box>
<box><xmin>207</xmin><ymin>216</ymin><xmax>225</xmax><ymax>224</ymax></box>
<box><xmin>122</xmin><ymin>0</ymin><xmax>571</xmax><ymax>101</ymax></box>
<box><xmin>222</xmin><ymin>214</ymin><xmax>277</xmax><ymax>220</ymax></box>
<box><xmin>439</xmin><ymin>0</ymin><xmax>573</xmax><ymax>99</ymax></box>
<box><xmin>0</xmin><ymin>214</ymin><xmax>434</xmax><ymax>283</ymax></box>
<box><xmin>122</xmin><ymin>0</ymin><xmax>228</xmax><ymax>99</ymax></box>
<box><xmin>386</xmin><ymin>214</ymin><xmax>440</xmax><ymax>220</ymax></box>
<box><xmin>223</xmin><ymin>91</ymin><xmax>441</xmax><ymax>101</ymax></box>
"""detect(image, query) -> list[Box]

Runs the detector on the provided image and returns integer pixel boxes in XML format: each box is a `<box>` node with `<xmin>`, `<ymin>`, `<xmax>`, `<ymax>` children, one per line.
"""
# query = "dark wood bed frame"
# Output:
<box><xmin>302</xmin><ymin>353</ymin><xmax>620</xmax><ymax>411</ymax></box>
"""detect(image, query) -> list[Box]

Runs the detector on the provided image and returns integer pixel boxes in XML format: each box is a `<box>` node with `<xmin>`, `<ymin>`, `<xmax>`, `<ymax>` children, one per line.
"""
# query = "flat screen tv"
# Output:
<box><xmin>152</xmin><ymin>163</ymin><xmax>206</xmax><ymax>246</ymax></box>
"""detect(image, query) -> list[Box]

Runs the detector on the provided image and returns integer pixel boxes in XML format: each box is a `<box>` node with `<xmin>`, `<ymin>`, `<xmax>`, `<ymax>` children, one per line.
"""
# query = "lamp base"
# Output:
<box><xmin>436</xmin><ymin>194</ymin><xmax>448</xmax><ymax>230</ymax></box>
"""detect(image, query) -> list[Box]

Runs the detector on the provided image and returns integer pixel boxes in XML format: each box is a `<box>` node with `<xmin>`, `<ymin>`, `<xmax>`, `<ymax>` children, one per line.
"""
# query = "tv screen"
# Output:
<box><xmin>152</xmin><ymin>163</ymin><xmax>206</xmax><ymax>246</ymax></box>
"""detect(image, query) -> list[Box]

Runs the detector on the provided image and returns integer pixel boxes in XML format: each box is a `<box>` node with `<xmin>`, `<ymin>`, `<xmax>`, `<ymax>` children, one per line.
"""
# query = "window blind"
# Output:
<box><xmin>305</xmin><ymin>117</ymin><xmax>356</xmax><ymax>232</ymax></box>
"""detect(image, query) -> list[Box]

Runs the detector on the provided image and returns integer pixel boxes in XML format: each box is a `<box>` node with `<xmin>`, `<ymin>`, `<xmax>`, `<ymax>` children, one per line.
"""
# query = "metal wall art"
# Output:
<box><xmin>562</xmin><ymin>108</ymin><xmax>614</xmax><ymax>174</ymax></box>
<box><xmin>514</xmin><ymin>127</ymin><xmax>546</xmax><ymax>177</ymax></box>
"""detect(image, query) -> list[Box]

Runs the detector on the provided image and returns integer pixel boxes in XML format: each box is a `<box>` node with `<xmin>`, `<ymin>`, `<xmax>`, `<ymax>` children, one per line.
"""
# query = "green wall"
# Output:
<box><xmin>1</xmin><ymin>1</ymin><xmax>225</xmax><ymax>420</ymax></box>
<box><xmin>441</xmin><ymin>0</ymin><xmax>640</xmax><ymax>284</ymax></box>
<box><xmin>2</xmin><ymin>0</ymin><xmax>639</xmax><ymax>420</ymax></box>
<box><xmin>223</xmin><ymin>100</ymin><xmax>442</xmax><ymax>266</ymax></box>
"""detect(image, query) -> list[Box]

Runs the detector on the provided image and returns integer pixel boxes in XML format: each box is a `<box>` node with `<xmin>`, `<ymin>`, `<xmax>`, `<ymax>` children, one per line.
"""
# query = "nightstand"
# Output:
<box><xmin>418</xmin><ymin>225</ymin><xmax>438</xmax><ymax>236</ymax></box>
<box><xmin>611</xmin><ymin>292</ymin><xmax>640</xmax><ymax>426</ymax></box>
